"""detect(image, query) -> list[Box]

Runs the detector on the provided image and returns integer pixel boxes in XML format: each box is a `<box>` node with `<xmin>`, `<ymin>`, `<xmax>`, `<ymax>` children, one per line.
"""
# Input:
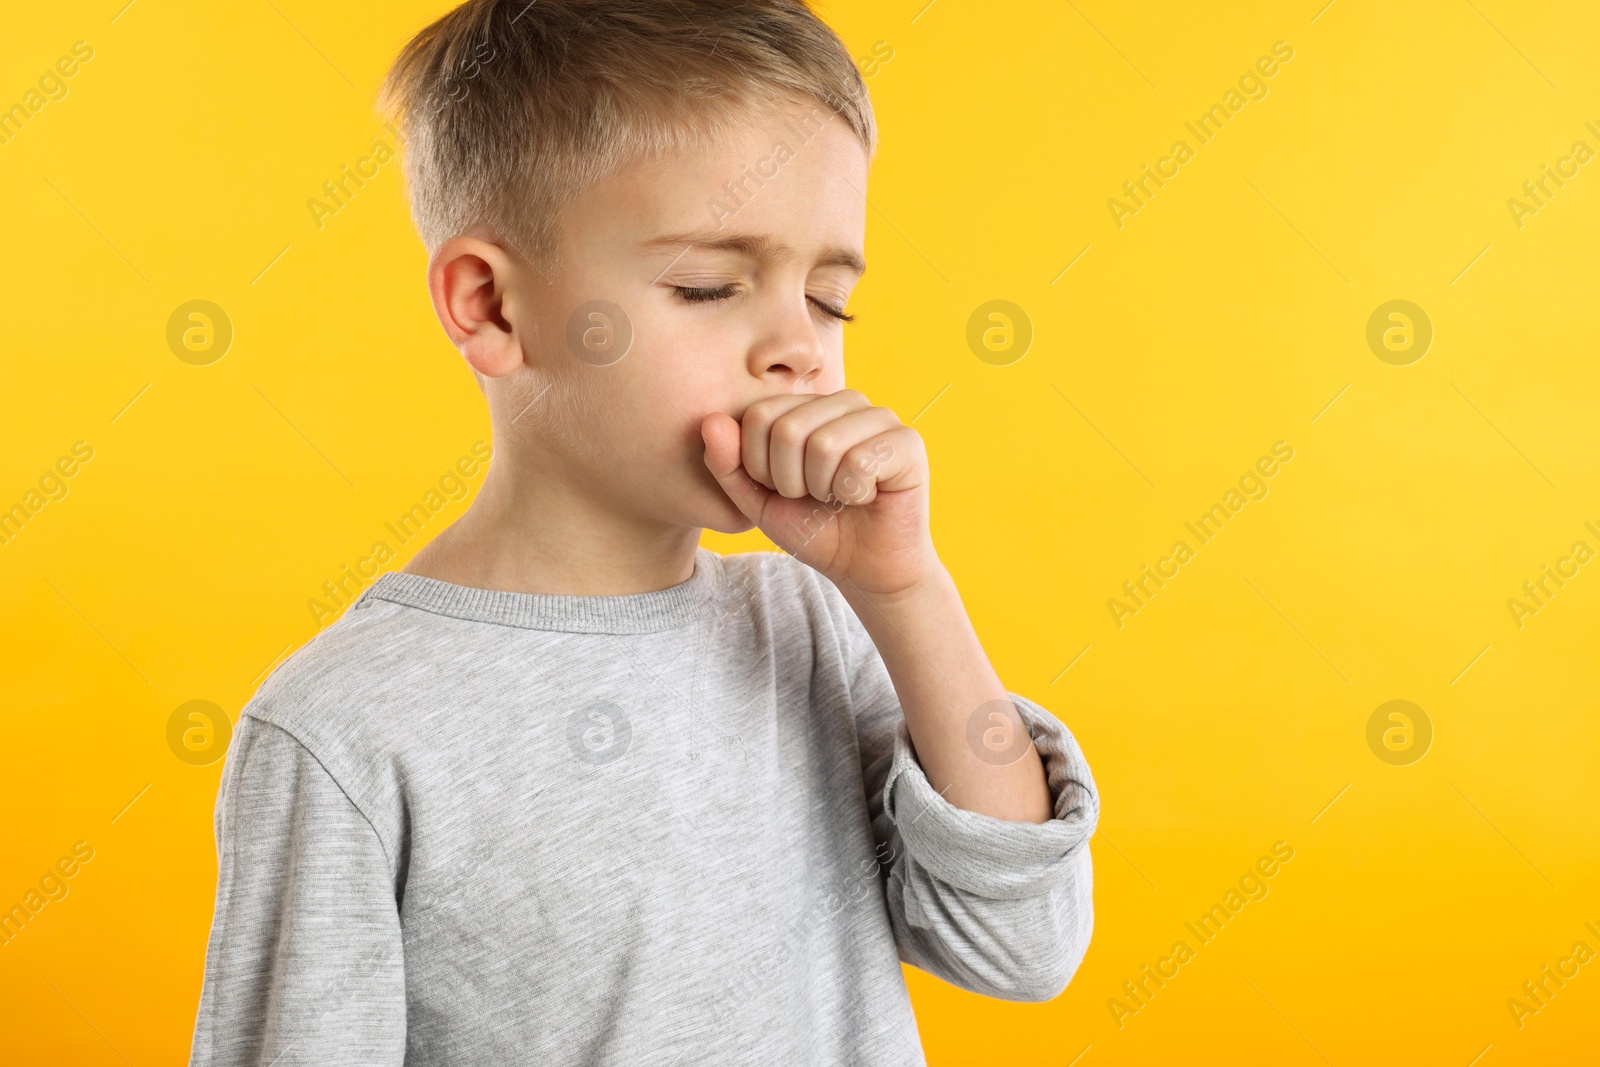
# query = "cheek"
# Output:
<box><xmin>602</xmin><ymin>363</ymin><xmax>708</xmax><ymax>472</ymax></box>
<box><xmin>635</xmin><ymin>329</ymin><xmax>742</xmax><ymax>419</ymax></box>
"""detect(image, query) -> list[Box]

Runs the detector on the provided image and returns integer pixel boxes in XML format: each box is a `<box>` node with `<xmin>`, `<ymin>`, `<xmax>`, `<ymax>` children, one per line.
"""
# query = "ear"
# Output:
<box><xmin>427</xmin><ymin>235</ymin><xmax>528</xmax><ymax>380</ymax></box>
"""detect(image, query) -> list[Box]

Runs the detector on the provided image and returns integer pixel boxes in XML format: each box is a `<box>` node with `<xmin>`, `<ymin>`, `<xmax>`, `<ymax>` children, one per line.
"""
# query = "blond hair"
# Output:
<box><xmin>379</xmin><ymin>0</ymin><xmax>876</xmax><ymax>271</ymax></box>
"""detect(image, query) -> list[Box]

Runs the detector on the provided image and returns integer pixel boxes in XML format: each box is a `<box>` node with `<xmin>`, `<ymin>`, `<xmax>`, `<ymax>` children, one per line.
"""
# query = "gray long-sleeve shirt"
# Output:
<box><xmin>188</xmin><ymin>547</ymin><xmax>1098</xmax><ymax>1066</ymax></box>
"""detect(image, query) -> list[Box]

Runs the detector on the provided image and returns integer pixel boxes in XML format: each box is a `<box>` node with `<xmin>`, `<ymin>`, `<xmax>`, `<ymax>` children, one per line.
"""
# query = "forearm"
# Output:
<box><xmin>835</xmin><ymin>564</ymin><xmax>1053</xmax><ymax>824</ymax></box>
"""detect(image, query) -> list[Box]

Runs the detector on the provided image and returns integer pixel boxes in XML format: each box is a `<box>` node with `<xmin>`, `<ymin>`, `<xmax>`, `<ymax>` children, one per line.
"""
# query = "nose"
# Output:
<box><xmin>747</xmin><ymin>292</ymin><xmax>826</xmax><ymax>387</ymax></box>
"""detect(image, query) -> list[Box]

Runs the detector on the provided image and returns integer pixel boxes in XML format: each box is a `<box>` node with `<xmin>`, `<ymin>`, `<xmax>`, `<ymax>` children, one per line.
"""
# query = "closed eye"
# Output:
<box><xmin>673</xmin><ymin>283</ymin><xmax>740</xmax><ymax>305</ymax></box>
<box><xmin>810</xmin><ymin>298</ymin><xmax>855</xmax><ymax>323</ymax></box>
<box><xmin>672</xmin><ymin>284</ymin><xmax>855</xmax><ymax>323</ymax></box>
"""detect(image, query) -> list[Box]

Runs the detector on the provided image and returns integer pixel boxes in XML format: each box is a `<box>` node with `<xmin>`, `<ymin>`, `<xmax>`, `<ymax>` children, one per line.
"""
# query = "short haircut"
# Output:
<box><xmin>379</xmin><ymin>0</ymin><xmax>877</xmax><ymax>271</ymax></box>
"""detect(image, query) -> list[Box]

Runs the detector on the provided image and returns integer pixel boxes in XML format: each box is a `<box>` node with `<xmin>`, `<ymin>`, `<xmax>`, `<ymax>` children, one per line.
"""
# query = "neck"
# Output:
<box><xmin>401</xmin><ymin>459</ymin><xmax>702</xmax><ymax>597</ymax></box>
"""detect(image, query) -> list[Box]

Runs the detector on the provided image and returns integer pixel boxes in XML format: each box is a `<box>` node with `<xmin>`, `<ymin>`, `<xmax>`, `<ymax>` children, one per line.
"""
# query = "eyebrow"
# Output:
<box><xmin>639</xmin><ymin>230</ymin><xmax>866</xmax><ymax>277</ymax></box>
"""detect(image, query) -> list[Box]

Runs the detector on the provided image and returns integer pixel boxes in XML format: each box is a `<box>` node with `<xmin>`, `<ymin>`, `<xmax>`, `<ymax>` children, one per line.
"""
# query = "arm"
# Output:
<box><xmin>826</xmin><ymin>572</ymin><xmax>1100</xmax><ymax>1003</ymax></box>
<box><xmin>834</xmin><ymin>562</ymin><xmax>1053</xmax><ymax>823</ymax></box>
<box><xmin>699</xmin><ymin>390</ymin><xmax>1059</xmax><ymax>821</ymax></box>
<box><xmin>701</xmin><ymin>389</ymin><xmax>1100</xmax><ymax>999</ymax></box>
<box><xmin>188</xmin><ymin>715</ymin><xmax>406</xmax><ymax>1067</ymax></box>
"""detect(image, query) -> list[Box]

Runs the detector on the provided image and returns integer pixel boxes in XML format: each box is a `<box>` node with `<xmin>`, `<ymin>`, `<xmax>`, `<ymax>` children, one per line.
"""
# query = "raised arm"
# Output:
<box><xmin>826</xmin><ymin>572</ymin><xmax>1100</xmax><ymax>1002</ymax></box>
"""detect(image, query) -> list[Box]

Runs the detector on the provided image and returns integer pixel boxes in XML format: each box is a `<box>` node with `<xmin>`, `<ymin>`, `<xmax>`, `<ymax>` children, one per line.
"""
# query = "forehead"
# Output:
<box><xmin>566</xmin><ymin>99</ymin><xmax>870</xmax><ymax>269</ymax></box>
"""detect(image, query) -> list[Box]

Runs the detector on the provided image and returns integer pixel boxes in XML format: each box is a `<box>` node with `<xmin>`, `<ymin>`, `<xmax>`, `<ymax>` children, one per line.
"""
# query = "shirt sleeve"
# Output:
<box><xmin>188</xmin><ymin>714</ymin><xmax>407</xmax><ymax>1066</ymax></box>
<box><xmin>831</xmin><ymin>585</ymin><xmax>1101</xmax><ymax>1003</ymax></box>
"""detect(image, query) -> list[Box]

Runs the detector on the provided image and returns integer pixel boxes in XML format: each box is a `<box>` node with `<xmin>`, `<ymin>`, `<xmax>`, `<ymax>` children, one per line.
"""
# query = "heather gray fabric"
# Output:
<box><xmin>188</xmin><ymin>548</ymin><xmax>1098</xmax><ymax>1066</ymax></box>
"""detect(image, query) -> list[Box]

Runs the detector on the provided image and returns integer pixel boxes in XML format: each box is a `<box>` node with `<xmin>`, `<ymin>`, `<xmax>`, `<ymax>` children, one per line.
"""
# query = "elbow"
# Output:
<box><xmin>1011</xmin><ymin>955</ymin><xmax>1088</xmax><ymax>1003</ymax></box>
<box><xmin>1007</xmin><ymin>977</ymin><xmax>1069</xmax><ymax>1004</ymax></box>
<box><xmin>991</xmin><ymin>862</ymin><xmax>1095</xmax><ymax>1003</ymax></box>
<box><xmin>997</xmin><ymin>915</ymin><xmax>1093</xmax><ymax>1003</ymax></box>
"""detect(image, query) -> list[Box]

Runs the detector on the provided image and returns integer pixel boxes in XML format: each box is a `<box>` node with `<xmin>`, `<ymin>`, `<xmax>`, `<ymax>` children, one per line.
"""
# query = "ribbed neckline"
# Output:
<box><xmin>355</xmin><ymin>547</ymin><xmax>724</xmax><ymax>635</ymax></box>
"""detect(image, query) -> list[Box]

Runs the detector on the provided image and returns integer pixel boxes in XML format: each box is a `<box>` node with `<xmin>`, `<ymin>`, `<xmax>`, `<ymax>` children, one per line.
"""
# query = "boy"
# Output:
<box><xmin>188</xmin><ymin>1</ymin><xmax>1099</xmax><ymax>1063</ymax></box>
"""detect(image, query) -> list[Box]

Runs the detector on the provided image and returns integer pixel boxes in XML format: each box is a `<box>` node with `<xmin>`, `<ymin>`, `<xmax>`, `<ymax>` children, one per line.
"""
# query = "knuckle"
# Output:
<box><xmin>842</xmin><ymin>445</ymin><xmax>871</xmax><ymax>472</ymax></box>
<box><xmin>744</xmin><ymin>396</ymin><xmax>781</xmax><ymax>426</ymax></box>
<box><xmin>771</xmin><ymin>415</ymin><xmax>806</xmax><ymax>448</ymax></box>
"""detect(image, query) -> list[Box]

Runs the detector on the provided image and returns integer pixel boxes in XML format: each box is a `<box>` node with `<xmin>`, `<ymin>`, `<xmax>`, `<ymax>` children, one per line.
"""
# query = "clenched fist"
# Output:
<box><xmin>700</xmin><ymin>388</ymin><xmax>940</xmax><ymax>598</ymax></box>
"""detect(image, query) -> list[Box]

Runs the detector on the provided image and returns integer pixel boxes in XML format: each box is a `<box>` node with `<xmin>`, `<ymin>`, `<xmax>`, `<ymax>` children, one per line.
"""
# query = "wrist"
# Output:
<box><xmin>834</xmin><ymin>556</ymin><xmax>954</xmax><ymax>613</ymax></box>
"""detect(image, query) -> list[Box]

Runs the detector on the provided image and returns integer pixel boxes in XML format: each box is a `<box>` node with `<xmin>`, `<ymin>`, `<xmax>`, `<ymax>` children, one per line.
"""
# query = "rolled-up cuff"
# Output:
<box><xmin>883</xmin><ymin>692</ymin><xmax>1099</xmax><ymax>900</ymax></box>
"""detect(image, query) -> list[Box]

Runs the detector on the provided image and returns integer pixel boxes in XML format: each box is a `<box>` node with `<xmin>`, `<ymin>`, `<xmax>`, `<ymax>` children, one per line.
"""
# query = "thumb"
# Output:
<box><xmin>700</xmin><ymin>411</ymin><xmax>772</xmax><ymax>525</ymax></box>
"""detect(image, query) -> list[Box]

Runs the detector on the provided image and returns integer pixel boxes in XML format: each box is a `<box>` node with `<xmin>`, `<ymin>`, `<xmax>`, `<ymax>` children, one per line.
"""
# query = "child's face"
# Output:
<box><xmin>502</xmin><ymin>98</ymin><xmax>869</xmax><ymax>536</ymax></box>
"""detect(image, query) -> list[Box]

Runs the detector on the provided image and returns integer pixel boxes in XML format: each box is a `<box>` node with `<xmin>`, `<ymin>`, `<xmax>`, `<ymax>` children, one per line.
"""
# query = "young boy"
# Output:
<box><xmin>188</xmin><ymin>1</ymin><xmax>1098</xmax><ymax>1063</ymax></box>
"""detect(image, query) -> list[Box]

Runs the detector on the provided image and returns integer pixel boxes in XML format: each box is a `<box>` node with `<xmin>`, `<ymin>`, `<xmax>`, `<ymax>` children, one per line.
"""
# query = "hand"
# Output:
<box><xmin>700</xmin><ymin>389</ymin><xmax>941</xmax><ymax>597</ymax></box>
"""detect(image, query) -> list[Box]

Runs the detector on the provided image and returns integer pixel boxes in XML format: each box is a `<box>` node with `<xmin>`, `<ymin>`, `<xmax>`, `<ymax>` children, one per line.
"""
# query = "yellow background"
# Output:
<box><xmin>2</xmin><ymin>0</ymin><xmax>1597</xmax><ymax>1062</ymax></box>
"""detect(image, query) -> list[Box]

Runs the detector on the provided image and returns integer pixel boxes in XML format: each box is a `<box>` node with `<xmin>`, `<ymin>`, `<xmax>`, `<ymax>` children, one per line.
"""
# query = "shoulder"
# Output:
<box><xmin>239</xmin><ymin>591</ymin><xmax>448</xmax><ymax>785</ymax></box>
<box><xmin>716</xmin><ymin>547</ymin><xmax>837</xmax><ymax>615</ymax></box>
<box><xmin>714</xmin><ymin>548</ymin><xmax>860</xmax><ymax>666</ymax></box>
<box><xmin>250</xmin><ymin>592</ymin><xmax>413</xmax><ymax>709</ymax></box>
<box><xmin>235</xmin><ymin>588</ymin><xmax>483</xmax><ymax>853</ymax></box>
